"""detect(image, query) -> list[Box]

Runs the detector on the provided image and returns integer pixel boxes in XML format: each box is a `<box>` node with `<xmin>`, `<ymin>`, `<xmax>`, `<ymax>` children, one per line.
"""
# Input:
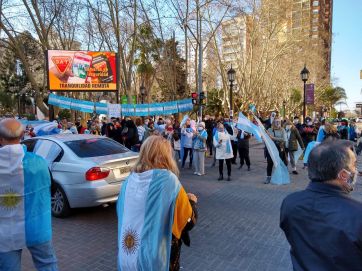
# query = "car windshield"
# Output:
<box><xmin>64</xmin><ymin>138</ymin><xmax>129</xmax><ymax>158</ymax></box>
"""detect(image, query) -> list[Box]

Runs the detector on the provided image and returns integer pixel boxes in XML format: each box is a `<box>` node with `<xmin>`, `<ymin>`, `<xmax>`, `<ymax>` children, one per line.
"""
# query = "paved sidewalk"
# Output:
<box><xmin>22</xmin><ymin>142</ymin><xmax>362</xmax><ymax>270</ymax></box>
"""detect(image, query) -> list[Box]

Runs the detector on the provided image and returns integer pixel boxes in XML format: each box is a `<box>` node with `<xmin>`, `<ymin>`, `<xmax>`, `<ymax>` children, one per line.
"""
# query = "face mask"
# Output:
<box><xmin>144</xmin><ymin>121</ymin><xmax>149</xmax><ymax>125</ymax></box>
<box><xmin>293</xmin><ymin>120</ymin><xmax>299</xmax><ymax>124</ymax></box>
<box><xmin>344</xmin><ymin>169</ymin><xmax>357</xmax><ymax>191</ymax></box>
<box><xmin>286</xmin><ymin>125</ymin><xmax>292</xmax><ymax>130</ymax></box>
<box><xmin>218</xmin><ymin>128</ymin><xmax>224</xmax><ymax>132</ymax></box>
<box><xmin>198</xmin><ymin>127</ymin><xmax>203</xmax><ymax>131</ymax></box>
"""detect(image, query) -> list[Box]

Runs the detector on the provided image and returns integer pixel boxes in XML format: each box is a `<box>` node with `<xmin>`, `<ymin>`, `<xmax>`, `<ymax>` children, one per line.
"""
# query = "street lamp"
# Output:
<box><xmin>300</xmin><ymin>65</ymin><xmax>309</xmax><ymax>123</ymax></box>
<box><xmin>140</xmin><ymin>83</ymin><xmax>146</xmax><ymax>104</ymax></box>
<box><xmin>227</xmin><ymin>65</ymin><xmax>236</xmax><ymax>122</ymax></box>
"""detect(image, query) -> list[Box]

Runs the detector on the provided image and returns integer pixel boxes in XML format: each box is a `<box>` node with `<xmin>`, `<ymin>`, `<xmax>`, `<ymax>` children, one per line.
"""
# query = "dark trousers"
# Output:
<box><xmin>238</xmin><ymin>147</ymin><xmax>250</xmax><ymax>167</ymax></box>
<box><xmin>231</xmin><ymin>141</ymin><xmax>238</xmax><ymax>163</ymax></box>
<box><xmin>207</xmin><ymin>139</ymin><xmax>213</xmax><ymax>155</ymax></box>
<box><xmin>218</xmin><ymin>158</ymin><xmax>232</xmax><ymax>177</ymax></box>
<box><xmin>266</xmin><ymin>149</ymin><xmax>287</xmax><ymax>176</ymax></box>
<box><xmin>182</xmin><ymin>147</ymin><xmax>193</xmax><ymax>168</ymax></box>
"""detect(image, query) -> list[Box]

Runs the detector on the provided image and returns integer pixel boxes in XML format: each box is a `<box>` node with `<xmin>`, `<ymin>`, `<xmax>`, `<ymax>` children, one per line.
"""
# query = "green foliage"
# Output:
<box><xmin>290</xmin><ymin>88</ymin><xmax>302</xmax><ymax>104</ymax></box>
<box><xmin>204</xmin><ymin>89</ymin><xmax>225</xmax><ymax>116</ymax></box>
<box><xmin>317</xmin><ymin>86</ymin><xmax>347</xmax><ymax>108</ymax></box>
<box><xmin>0</xmin><ymin>91</ymin><xmax>15</xmax><ymax>110</ymax></box>
<box><xmin>58</xmin><ymin>109</ymin><xmax>71</xmax><ymax>120</ymax></box>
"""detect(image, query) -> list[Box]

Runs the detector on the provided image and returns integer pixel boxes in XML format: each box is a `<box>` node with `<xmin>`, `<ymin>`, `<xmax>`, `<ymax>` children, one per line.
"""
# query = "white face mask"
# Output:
<box><xmin>344</xmin><ymin>169</ymin><xmax>357</xmax><ymax>191</ymax></box>
<box><xmin>198</xmin><ymin>127</ymin><xmax>203</xmax><ymax>131</ymax></box>
<box><xmin>293</xmin><ymin>120</ymin><xmax>299</xmax><ymax>124</ymax></box>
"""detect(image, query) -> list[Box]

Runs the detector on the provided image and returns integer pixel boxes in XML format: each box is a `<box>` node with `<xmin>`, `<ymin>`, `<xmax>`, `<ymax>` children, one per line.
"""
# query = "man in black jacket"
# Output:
<box><xmin>280</xmin><ymin>139</ymin><xmax>362</xmax><ymax>271</ymax></box>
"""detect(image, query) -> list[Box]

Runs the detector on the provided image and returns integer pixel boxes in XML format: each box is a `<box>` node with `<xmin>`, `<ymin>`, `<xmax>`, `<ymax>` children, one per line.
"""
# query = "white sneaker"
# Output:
<box><xmin>197</xmin><ymin>173</ymin><xmax>204</xmax><ymax>176</ymax></box>
<box><xmin>193</xmin><ymin>172</ymin><xmax>198</xmax><ymax>175</ymax></box>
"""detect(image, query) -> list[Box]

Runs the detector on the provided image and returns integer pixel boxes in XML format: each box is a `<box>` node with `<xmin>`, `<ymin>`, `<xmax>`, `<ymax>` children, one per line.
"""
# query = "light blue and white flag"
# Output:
<box><xmin>117</xmin><ymin>170</ymin><xmax>181</xmax><ymax>271</ymax></box>
<box><xmin>122</xmin><ymin>104</ymin><xmax>135</xmax><ymax>117</ymax></box>
<box><xmin>293</xmin><ymin>142</ymin><xmax>304</xmax><ymax>165</ymax></box>
<box><xmin>303</xmin><ymin>141</ymin><xmax>320</xmax><ymax>165</ymax></box>
<box><xmin>71</xmin><ymin>99</ymin><xmax>95</xmax><ymax>113</ymax></box>
<box><xmin>236</xmin><ymin>112</ymin><xmax>262</xmax><ymax>142</ymax></box>
<box><xmin>149</xmin><ymin>103</ymin><xmax>164</xmax><ymax>116</ymax></box>
<box><xmin>135</xmin><ymin>104</ymin><xmax>149</xmax><ymax>117</ymax></box>
<box><xmin>253</xmin><ymin>115</ymin><xmax>290</xmax><ymax>185</ymax></box>
<box><xmin>177</xmin><ymin>99</ymin><xmax>193</xmax><ymax>113</ymax></box>
<box><xmin>95</xmin><ymin>102</ymin><xmax>108</xmax><ymax>115</ymax></box>
<box><xmin>0</xmin><ymin>145</ymin><xmax>52</xmax><ymax>252</ymax></box>
<box><xmin>163</xmin><ymin>101</ymin><xmax>178</xmax><ymax>115</ymax></box>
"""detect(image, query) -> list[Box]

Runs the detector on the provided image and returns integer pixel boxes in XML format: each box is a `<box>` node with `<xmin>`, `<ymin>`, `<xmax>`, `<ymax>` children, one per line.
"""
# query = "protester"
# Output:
<box><xmin>0</xmin><ymin>119</ymin><xmax>58</xmax><ymax>271</ymax></box>
<box><xmin>143</xmin><ymin>119</ymin><xmax>155</xmax><ymax>141</ymax></box>
<box><xmin>124</xmin><ymin>119</ymin><xmax>140</xmax><ymax>151</ymax></box>
<box><xmin>237</xmin><ymin>129</ymin><xmax>251</xmax><ymax>171</ymax></box>
<box><xmin>323</xmin><ymin>123</ymin><xmax>340</xmax><ymax>141</ymax></box>
<box><xmin>214</xmin><ymin>122</ymin><xmax>233</xmax><ymax>181</ymax></box>
<box><xmin>181</xmin><ymin>119</ymin><xmax>194</xmax><ymax>169</ymax></box>
<box><xmin>204</xmin><ymin>115</ymin><xmax>214</xmax><ymax>156</ymax></box>
<box><xmin>301</xmin><ymin>117</ymin><xmax>317</xmax><ymax>147</ymax></box>
<box><xmin>117</xmin><ymin>136</ymin><xmax>198</xmax><ymax>271</ymax></box>
<box><xmin>280</xmin><ymin>139</ymin><xmax>362</xmax><ymax>271</ymax></box>
<box><xmin>135</xmin><ymin>118</ymin><xmax>145</xmax><ymax>145</ymax></box>
<box><xmin>284</xmin><ymin>120</ymin><xmax>304</xmax><ymax>174</ymax></box>
<box><xmin>171</xmin><ymin>132</ymin><xmax>181</xmax><ymax>162</ymax></box>
<box><xmin>230</xmin><ymin>121</ymin><xmax>239</xmax><ymax>165</ymax></box>
<box><xmin>192</xmin><ymin>122</ymin><xmax>208</xmax><ymax>176</ymax></box>
<box><xmin>338</xmin><ymin>119</ymin><xmax>350</xmax><ymax>140</ymax></box>
<box><xmin>265</xmin><ymin>118</ymin><xmax>287</xmax><ymax>184</ymax></box>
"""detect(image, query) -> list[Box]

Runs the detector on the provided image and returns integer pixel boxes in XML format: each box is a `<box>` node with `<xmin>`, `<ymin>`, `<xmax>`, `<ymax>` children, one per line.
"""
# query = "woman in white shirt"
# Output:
<box><xmin>213</xmin><ymin>122</ymin><xmax>234</xmax><ymax>181</ymax></box>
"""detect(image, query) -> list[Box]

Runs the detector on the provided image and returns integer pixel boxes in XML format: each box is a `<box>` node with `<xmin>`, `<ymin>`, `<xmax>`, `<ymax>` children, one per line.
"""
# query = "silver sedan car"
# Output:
<box><xmin>22</xmin><ymin>134</ymin><xmax>139</xmax><ymax>217</ymax></box>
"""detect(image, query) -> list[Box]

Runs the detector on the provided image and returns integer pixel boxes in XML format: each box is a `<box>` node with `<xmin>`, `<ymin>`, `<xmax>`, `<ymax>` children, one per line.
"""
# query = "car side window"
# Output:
<box><xmin>23</xmin><ymin>140</ymin><xmax>38</xmax><ymax>152</ymax></box>
<box><xmin>34</xmin><ymin>140</ymin><xmax>63</xmax><ymax>166</ymax></box>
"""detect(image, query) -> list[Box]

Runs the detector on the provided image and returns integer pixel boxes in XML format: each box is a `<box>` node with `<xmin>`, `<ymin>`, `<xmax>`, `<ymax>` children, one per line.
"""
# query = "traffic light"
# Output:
<box><xmin>191</xmin><ymin>92</ymin><xmax>198</xmax><ymax>105</ymax></box>
<box><xmin>199</xmin><ymin>92</ymin><xmax>206</xmax><ymax>105</ymax></box>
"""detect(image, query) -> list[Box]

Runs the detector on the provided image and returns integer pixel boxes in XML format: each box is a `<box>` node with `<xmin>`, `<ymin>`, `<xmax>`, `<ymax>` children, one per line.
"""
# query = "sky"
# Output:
<box><xmin>331</xmin><ymin>0</ymin><xmax>362</xmax><ymax>110</ymax></box>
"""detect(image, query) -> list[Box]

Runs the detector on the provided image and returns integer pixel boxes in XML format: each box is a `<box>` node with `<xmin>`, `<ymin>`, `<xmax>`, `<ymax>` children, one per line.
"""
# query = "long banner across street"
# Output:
<box><xmin>48</xmin><ymin>94</ymin><xmax>194</xmax><ymax>117</ymax></box>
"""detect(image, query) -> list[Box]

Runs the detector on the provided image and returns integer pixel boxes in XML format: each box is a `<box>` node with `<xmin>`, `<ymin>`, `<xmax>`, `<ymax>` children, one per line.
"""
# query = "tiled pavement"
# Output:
<box><xmin>22</xmin><ymin>141</ymin><xmax>362</xmax><ymax>271</ymax></box>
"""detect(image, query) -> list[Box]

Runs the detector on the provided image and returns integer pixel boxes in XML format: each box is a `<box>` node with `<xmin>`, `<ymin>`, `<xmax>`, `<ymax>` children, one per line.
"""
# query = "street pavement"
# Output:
<box><xmin>22</xmin><ymin>141</ymin><xmax>362</xmax><ymax>271</ymax></box>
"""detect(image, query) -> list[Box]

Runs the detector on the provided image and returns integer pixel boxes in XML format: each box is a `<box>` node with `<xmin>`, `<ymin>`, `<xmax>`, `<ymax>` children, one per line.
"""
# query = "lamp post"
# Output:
<box><xmin>227</xmin><ymin>65</ymin><xmax>236</xmax><ymax>122</ymax></box>
<box><xmin>300</xmin><ymin>65</ymin><xmax>310</xmax><ymax>123</ymax></box>
<box><xmin>140</xmin><ymin>83</ymin><xmax>146</xmax><ymax>104</ymax></box>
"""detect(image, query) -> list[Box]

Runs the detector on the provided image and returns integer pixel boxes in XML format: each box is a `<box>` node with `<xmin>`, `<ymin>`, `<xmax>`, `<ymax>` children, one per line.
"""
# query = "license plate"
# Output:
<box><xmin>119</xmin><ymin>166</ymin><xmax>131</xmax><ymax>175</ymax></box>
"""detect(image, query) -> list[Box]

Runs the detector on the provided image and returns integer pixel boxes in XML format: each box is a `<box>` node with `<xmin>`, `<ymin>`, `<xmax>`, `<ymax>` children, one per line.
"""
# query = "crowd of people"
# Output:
<box><xmin>1</xmin><ymin>112</ymin><xmax>362</xmax><ymax>271</ymax></box>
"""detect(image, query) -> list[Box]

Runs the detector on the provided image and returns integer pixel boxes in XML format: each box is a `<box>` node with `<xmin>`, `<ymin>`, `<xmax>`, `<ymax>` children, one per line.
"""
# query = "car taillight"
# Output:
<box><xmin>85</xmin><ymin>167</ymin><xmax>110</xmax><ymax>181</ymax></box>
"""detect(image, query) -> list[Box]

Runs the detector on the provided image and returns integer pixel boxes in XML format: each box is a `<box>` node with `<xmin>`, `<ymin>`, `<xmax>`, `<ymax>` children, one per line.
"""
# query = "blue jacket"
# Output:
<box><xmin>280</xmin><ymin>182</ymin><xmax>362</xmax><ymax>271</ymax></box>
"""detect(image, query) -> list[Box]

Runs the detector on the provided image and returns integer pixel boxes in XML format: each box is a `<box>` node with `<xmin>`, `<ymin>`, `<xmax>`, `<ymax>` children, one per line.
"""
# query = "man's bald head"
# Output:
<box><xmin>0</xmin><ymin>118</ymin><xmax>24</xmax><ymax>145</ymax></box>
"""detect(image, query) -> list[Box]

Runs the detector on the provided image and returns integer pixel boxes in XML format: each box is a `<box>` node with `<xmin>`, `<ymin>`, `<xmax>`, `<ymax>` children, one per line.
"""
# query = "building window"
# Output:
<box><xmin>312</xmin><ymin>26</ymin><xmax>318</xmax><ymax>32</ymax></box>
<box><xmin>313</xmin><ymin>9</ymin><xmax>319</xmax><ymax>14</ymax></box>
<box><xmin>312</xmin><ymin>34</ymin><xmax>318</xmax><ymax>39</ymax></box>
<box><xmin>313</xmin><ymin>1</ymin><xmax>319</xmax><ymax>6</ymax></box>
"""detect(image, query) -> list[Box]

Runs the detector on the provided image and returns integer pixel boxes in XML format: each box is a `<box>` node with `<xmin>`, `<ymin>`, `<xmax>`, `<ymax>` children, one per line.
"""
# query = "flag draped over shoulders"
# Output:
<box><xmin>0</xmin><ymin>145</ymin><xmax>52</xmax><ymax>252</ymax></box>
<box><xmin>117</xmin><ymin>169</ymin><xmax>191</xmax><ymax>271</ymax></box>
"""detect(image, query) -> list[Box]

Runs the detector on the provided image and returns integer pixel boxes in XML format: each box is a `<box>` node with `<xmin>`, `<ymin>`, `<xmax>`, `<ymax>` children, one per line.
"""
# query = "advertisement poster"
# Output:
<box><xmin>47</xmin><ymin>50</ymin><xmax>117</xmax><ymax>91</ymax></box>
<box><xmin>306</xmin><ymin>83</ymin><xmax>314</xmax><ymax>105</ymax></box>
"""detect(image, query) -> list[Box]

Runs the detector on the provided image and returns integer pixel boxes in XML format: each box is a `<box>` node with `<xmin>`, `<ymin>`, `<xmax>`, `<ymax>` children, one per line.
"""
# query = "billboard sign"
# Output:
<box><xmin>47</xmin><ymin>50</ymin><xmax>117</xmax><ymax>91</ymax></box>
<box><xmin>306</xmin><ymin>83</ymin><xmax>314</xmax><ymax>105</ymax></box>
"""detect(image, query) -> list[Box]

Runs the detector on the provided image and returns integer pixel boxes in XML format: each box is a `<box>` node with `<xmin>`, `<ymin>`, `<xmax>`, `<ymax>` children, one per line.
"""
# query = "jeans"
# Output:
<box><xmin>193</xmin><ymin>150</ymin><xmax>205</xmax><ymax>175</ymax></box>
<box><xmin>182</xmin><ymin>147</ymin><xmax>193</xmax><ymax>168</ymax></box>
<box><xmin>0</xmin><ymin>241</ymin><xmax>58</xmax><ymax>271</ymax></box>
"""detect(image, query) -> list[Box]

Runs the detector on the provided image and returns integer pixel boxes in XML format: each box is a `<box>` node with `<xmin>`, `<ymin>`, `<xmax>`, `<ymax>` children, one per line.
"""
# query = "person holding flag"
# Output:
<box><xmin>117</xmin><ymin>135</ymin><xmax>198</xmax><ymax>271</ymax></box>
<box><xmin>0</xmin><ymin>119</ymin><xmax>58</xmax><ymax>271</ymax></box>
<box><xmin>213</xmin><ymin>122</ymin><xmax>234</xmax><ymax>181</ymax></box>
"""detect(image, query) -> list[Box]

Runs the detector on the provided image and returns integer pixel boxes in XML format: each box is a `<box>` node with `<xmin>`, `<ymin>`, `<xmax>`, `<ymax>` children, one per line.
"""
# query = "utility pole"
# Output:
<box><xmin>197</xmin><ymin>0</ymin><xmax>203</xmax><ymax>120</ymax></box>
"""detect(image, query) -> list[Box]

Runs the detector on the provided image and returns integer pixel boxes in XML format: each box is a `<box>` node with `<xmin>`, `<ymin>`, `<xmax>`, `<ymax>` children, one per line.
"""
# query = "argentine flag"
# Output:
<box><xmin>117</xmin><ymin>169</ymin><xmax>192</xmax><ymax>271</ymax></box>
<box><xmin>0</xmin><ymin>145</ymin><xmax>52</xmax><ymax>252</ymax></box>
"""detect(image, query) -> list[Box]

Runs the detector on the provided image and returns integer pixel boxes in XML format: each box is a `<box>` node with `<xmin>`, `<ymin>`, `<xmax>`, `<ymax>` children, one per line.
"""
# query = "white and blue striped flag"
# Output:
<box><xmin>117</xmin><ymin>169</ymin><xmax>192</xmax><ymax>271</ymax></box>
<box><xmin>0</xmin><ymin>145</ymin><xmax>52</xmax><ymax>252</ymax></box>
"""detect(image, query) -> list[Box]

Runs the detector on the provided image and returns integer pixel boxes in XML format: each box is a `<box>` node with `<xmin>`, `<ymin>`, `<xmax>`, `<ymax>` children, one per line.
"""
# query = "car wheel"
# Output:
<box><xmin>51</xmin><ymin>183</ymin><xmax>71</xmax><ymax>218</ymax></box>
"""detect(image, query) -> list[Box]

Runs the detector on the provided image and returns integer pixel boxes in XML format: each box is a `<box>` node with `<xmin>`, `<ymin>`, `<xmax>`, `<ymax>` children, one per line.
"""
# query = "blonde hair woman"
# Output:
<box><xmin>117</xmin><ymin>136</ymin><xmax>198</xmax><ymax>271</ymax></box>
